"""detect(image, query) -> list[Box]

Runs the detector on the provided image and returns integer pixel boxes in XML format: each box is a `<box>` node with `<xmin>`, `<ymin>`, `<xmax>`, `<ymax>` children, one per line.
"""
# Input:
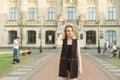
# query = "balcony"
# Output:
<box><xmin>5</xmin><ymin>20</ymin><xmax>57</xmax><ymax>27</ymax></box>
<box><xmin>104</xmin><ymin>21</ymin><xmax>118</xmax><ymax>25</ymax></box>
<box><xmin>44</xmin><ymin>21</ymin><xmax>57</xmax><ymax>25</ymax></box>
<box><xmin>25</xmin><ymin>21</ymin><xmax>38</xmax><ymax>25</ymax></box>
<box><xmin>24</xmin><ymin>20</ymin><xmax>57</xmax><ymax>27</ymax></box>
<box><xmin>84</xmin><ymin>21</ymin><xmax>97</xmax><ymax>25</ymax></box>
<box><xmin>5</xmin><ymin>21</ymin><xmax>18</xmax><ymax>26</ymax></box>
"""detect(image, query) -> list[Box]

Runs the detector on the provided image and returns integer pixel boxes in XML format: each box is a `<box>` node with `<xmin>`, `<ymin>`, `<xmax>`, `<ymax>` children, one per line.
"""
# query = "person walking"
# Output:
<box><xmin>13</xmin><ymin>36</ymin><xmax>20</xmax><ymax>64</ymax></box>
<box><xmin>56</xmin><ymin>25</ymin><xmax>82</xmax><ymax>80</ymax></box>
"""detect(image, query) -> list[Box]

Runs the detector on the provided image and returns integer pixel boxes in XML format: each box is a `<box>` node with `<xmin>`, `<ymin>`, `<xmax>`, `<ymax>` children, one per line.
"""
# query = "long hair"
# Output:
<box><xmin>63</xmin><ymin>25</ymin><xmax>76</xmax><ymax>39</ymax></box>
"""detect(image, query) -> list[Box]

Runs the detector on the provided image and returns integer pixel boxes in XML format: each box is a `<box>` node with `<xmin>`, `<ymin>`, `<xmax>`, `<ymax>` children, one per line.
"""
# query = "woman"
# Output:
<box><xmin>56</xmin><ymin>25</ymin><xmax>82</xmax><ymax>80</ymax></box>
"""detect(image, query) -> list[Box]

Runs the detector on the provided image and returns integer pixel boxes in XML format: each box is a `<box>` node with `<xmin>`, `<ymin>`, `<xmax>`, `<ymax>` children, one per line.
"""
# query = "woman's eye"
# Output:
<box><xmin>67</xmin><ymin>30</ymin><xmax>70</xmax><ymax>32</ymax></box>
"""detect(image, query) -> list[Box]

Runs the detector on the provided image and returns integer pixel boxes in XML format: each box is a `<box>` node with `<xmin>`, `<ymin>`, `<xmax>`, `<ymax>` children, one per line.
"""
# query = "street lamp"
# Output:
<box><xmin>98</xmin><ymin>18</ymin><xmax>101</xmax><ymax>53</ymax></box>
<box><xmin>38</xmin><ymin>16</ymin><xmax>44</xmax><ymax>53</ymax></box>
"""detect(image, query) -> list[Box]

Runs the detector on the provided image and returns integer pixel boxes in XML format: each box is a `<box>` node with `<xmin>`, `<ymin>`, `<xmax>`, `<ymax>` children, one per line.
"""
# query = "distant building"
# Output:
<box><xmin>0</xmin><ymin>0</ymin><xmax>120</xmax><ymax>48</ymax></box>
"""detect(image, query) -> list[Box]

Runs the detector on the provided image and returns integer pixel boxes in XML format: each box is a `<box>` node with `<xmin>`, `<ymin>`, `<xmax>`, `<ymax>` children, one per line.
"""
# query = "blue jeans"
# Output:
<box><xmin>13</xmin><ymin>48</ymin><xmax>19</xmax><ymax>59</ymax></box>
<box><xmin>103</xmin><ymin>47</ymin><xmax>107</xmax><ymax>53</ymax></box>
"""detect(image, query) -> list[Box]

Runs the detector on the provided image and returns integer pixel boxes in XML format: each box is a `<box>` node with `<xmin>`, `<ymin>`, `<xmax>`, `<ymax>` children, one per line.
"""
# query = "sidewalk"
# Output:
<box><xmin>82</xmin><ymin>49</ymin><xmax>120</xmax><ymax>80</ymax></box>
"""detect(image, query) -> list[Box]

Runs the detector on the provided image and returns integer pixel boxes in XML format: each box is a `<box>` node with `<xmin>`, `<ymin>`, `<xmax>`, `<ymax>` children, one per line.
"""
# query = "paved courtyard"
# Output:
<box><xmin>0</xmin><ymin>49</ymin><xmax>120</xmax><ymax>80</ymax></box>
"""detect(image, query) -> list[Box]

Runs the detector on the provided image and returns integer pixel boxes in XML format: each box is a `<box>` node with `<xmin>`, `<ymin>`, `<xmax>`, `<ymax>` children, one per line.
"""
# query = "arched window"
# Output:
<box><xmin>106</xmin><ymin>30</ymin><xmax>116</xmax><ymax>44</ymax></box>
<box><xmin>28</xmin><ymin>30</ymin><xmax>36</xmax><ymax>44</ymax></box>
<box><xmin>86</xmin><ymin>31</ymin><xmax>96</xmax><ymax>44</ymax></box>
<box><xmin>8</xmin><ymin>30</ymin><xmax>17</xmax><ymax>44</ymax></box>
<box><xmin>45</xmin><ymin>31</ymin><xmax>55</xmax><ymax>44</ymax></box>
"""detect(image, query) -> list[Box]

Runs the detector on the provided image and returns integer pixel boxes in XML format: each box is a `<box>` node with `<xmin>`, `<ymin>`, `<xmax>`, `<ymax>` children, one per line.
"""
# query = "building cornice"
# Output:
<box><xmin>83</xmin><ymin>25</ymin><xmax>120</xmax><ymax>27</ymax></box>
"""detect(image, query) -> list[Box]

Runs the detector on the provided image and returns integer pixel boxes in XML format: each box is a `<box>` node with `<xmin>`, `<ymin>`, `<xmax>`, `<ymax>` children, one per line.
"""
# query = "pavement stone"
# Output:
<box><xmin>113</xmin><ymin>73</ymin><xmax>120</xmax><ymax>76</ymax></box>
<box><xmin>16</xmin><ymin>68</ymin><xmax>32</xmax><ymax>72</ymax></box>
<box><xmin>108</xmin><ymin>69</ymin><xmax>120</xmax><ymax>72</ymax></box>
<box><xmin>101</xmin><ymin>63</ymin><xmax>113</xmax><ymax>66</ymax></box>
<box><xmin>0</xmin><ymin>77</ymin><xmax>20</xmax><ymax>80</ymax></box>
<box><xmin>104</xmin><ymin>66</ymin><xmax>119</xmax><ymax>69</ymax></box>
<box><xmin>8</xmin><ymin>72</ymin><xmax>28</xmax><ymax>76</ymax></box>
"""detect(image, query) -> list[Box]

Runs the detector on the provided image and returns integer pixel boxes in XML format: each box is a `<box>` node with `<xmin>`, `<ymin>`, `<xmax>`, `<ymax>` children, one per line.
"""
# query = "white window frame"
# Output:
<box><xmin>66</xmin><ymin>7</ymin><xmax>76</xmax><ymax>20</ymax></box>
<box><xmin>9</xmin><ymin>7</ymin><xmax>18</xmax><ymax>21</ymax></box>
<box><xmin>107</xmin><ymin>7</ymin><xmax>116</xmax><ymax>20</ymax></box>
<box><xmin>46</xmin><ymin>7</ymin><xmax>56</xmax><ymax>20</ymax></box>
<box><xmin>27</xmin><ymin>7</ymin><xmax>37</xmax><ymax>20</ymax></box>
<box><xmin>87</xmin><ymin>7</ymin><xmax>96</xmax><ymax>20</ymax></box>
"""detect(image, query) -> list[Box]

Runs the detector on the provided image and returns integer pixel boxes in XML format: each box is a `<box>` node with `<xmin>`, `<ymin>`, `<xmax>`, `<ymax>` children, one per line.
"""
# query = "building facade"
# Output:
<box><xmin>0</xmin><ymin>0</ymin><xmax>120</xmax><ymax>48</ymax></box>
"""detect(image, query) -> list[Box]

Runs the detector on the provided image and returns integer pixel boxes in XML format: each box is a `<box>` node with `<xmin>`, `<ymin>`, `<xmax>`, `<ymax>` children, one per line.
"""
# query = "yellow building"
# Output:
<box><xmin>0</xmin><ymin>0</ymin><xmax>120</xmax><ymax>48</ymax></box>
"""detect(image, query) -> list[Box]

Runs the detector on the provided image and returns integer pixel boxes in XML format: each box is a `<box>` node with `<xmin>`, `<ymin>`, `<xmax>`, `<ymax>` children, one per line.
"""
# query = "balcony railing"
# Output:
<box><xmin>104</xmin><ymin>21</ymin><xmax>118</xmax><ymax>25</ymax></box>
<box><xmin>6</xmin><ymin>21</ymin><xmax>18</xmax><ymax>26</ymax></box>
<box><xmin>5</xmin><ymin>20</ymin><xmax>57</xmax><ymax>26</ymax></box>
<box><xmin>84</xmin><ymin>21</ymin><xmax>96</xmax><ymax>25</ymax></box>
<box><xmin>84</xmin><ymin>20</ymin><xmax>118</xmax><ymax>25</ymax></box>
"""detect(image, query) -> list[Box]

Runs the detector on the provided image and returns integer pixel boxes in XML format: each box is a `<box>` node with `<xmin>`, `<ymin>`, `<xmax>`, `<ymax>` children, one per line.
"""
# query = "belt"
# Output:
<box><xmin>67</xmin><ymin>59</ymin><xmax>77</xmax><ymax>60</ymax></box>
<box><xmin>61</xmin><ymin>58</ymin><xmax>77</xmax><ymax>60</ymax></box>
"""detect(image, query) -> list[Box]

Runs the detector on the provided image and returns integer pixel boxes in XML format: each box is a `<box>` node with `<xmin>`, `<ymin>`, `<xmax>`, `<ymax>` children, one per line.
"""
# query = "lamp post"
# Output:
<box><xmin>40</xmin><ymin>20</ymin><xmax>42</xmax><ymax>53</ymax></box>
<box><xmin>98</xmin><ymin>18</ymin><xmax>101</xmax><ymax>54</ymax></box>
<box><xmin>38</xmin><ymin>16</ymin><xmax>44</xmax><ymax>53</ymax></box>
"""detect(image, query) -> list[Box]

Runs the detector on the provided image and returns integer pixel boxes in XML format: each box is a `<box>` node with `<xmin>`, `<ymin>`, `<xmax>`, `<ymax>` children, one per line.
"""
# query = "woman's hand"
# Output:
<box><xmin>56</xmin><ymin>33</ymin><xmax>63</xmax><ymax>46</ymax></box>
<box><xmin>79</xmin><ymin>68</ymin><xmax>83</xmax><ymax>75</ymax></box>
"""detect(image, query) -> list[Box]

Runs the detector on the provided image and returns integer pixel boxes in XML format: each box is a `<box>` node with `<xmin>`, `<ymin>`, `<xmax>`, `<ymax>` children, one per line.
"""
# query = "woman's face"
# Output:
<box><xmin>65</xmin><ymin>27</ymin><xmax>73</xmax><ymax>38</ymax></box>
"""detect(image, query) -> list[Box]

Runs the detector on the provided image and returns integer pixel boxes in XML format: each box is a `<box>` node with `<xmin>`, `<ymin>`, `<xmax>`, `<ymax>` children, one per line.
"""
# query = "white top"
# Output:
<box><xmin>112</xmin><ymin>45</ymin><xmax>116</xmax><ymax>51</ymax></box>
<box><xmin>13</xmin><ymin>39</ymin><xmax>19</xmax><ymax>49</ymax></box>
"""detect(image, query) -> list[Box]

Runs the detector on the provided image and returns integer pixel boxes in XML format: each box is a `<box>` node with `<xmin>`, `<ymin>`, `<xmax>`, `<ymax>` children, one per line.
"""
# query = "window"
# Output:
<box><xmin>8</xmin><ymin>30</ymin><xmax>17</xmax><ymax>44</ymax></box>
<box><xmin>27</xmin><ymin>8</ymin><xmax>37</xmax><ymax>20</ymax></box>
<box><xmin>86</xmin><ymin>31</ymin><xmax>96</xmax><ymax>44</ymax></box>
<box><xmin>106</xmin><ymin>30</ymin><xmax>116</xmax><ymax>44</ymax></box>
<box><xmin>28</xmin><ymin>30</ymin><xmax>36</xmax><ymax>44</ymax></box>
<box><xmin>45</xmin><ymin>31</ymin><xmax>55</xmax><ymax>44</ymax></box>
<box><xmin>46</xmin><ymin>7</ymin><xmax>56</xmax><ymax>20</ymax></box>
<box><xmin>107</xmin><ymin>7</ymin><xmax>116</xmax><ymax>20</ymax></box>
<box><xmin>66</xmin><ymin>7</ymin><xmax>76</xmax><ymax>20</ymax></box>
<box><xmin>9</xmin><ymin>7</ymin><xmax>18</xmax><ymax>20</ymax></box>
<box><xmin>87</xmin><ymin>7</ymin><xmax>96</xmax><ymax>20</ymax></box>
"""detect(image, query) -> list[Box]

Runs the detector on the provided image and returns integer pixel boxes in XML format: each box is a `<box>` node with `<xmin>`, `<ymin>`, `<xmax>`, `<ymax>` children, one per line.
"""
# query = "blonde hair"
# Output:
<box><xmin>62</xmin><ymin>25</ymin><xmax>76</xmax><ymax>39</ymax></box>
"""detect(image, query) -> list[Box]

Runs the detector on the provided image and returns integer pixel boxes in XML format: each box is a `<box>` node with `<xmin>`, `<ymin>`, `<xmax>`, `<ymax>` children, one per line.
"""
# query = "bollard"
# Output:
<box><xmin>119</xmin><ymin>51</ymin><xmax>120</xmax><ymax>59</ymax></box>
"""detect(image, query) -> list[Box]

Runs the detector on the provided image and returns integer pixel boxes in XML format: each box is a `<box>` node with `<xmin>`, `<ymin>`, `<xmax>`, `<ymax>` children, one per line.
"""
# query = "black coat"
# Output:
<box><xmin>59</xmin><ymin>39</ymin><xmax>78</xmax><ymax>78</ymax></box>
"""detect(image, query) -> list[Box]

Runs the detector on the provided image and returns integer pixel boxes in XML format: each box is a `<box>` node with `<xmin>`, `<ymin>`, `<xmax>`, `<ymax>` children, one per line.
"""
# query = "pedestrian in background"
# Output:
<box><xmin>103</xmin><ymin>39</ymin><xmax>109</xmax><ymax>56</ymax></box>
<box><xmin>56</xmin><ymin>25</ymin><xmax>82</xmax><ymax>80</ymax></box>
<box><xmin>13</xmin><ymin>36</ymin><xmax>20</xmax><ymax>64</ymax></box>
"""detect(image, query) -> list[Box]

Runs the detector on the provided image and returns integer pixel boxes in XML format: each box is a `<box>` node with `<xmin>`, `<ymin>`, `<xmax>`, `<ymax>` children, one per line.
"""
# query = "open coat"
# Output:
<box><xmin>59</xmin><ymin>39</ymin><xmax>78</xmax><ymax>78</ymax></box>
